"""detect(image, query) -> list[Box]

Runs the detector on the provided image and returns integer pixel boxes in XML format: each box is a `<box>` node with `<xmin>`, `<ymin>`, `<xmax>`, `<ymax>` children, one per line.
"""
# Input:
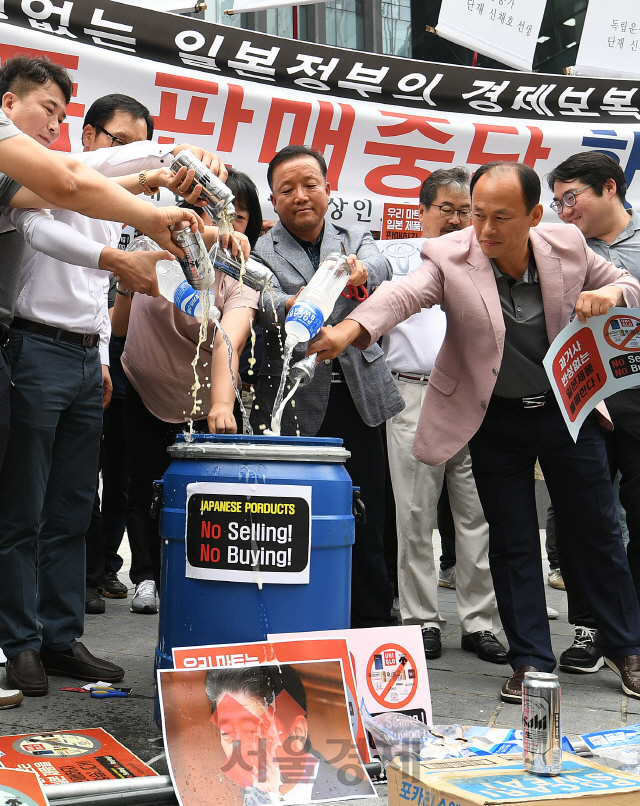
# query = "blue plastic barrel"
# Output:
<box><xmin>156</xmin><ymin>433</ymin><xmax>354</xmax><ymax>670</ymax></box>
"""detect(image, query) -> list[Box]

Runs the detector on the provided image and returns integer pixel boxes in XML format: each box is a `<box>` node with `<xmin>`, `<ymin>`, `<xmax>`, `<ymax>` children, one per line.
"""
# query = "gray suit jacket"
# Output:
<box><xmin>251</xmin><ymin>220</ymin><xmax>404</xmax><ymax>435</ymax></box>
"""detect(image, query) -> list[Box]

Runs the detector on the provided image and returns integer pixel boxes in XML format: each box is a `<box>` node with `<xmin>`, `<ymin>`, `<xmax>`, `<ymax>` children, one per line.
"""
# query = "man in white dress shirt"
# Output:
<box><xmin>384</xmin><ymin>168</ymin><xmax>505</xmax><ymax>664</ymax></box>
<box><xmin>0</xmin><ymin>60</ymin><xmax>219</xmax><ymax>696</ymax></box>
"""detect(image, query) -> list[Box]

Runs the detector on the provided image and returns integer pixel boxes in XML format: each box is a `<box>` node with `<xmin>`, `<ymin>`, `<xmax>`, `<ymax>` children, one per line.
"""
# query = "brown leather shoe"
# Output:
<box><xmin>500</xmin><ymin>665</ymin><xmax>539</xmax><ymax>703</ymax></box>
<box><xmin>6</xmin><ymin>649</ymin><xmax>48</xmax><ymax>696</ymax></box>
<box><xmin>40</xmin><ymin>642</ymin><xmax>124</xmax><ymax>683</ymax></box>
<box><xmin>605</xmin><ymin>655</ymin><xmax>640</xmax><ymax>699</ymax></box>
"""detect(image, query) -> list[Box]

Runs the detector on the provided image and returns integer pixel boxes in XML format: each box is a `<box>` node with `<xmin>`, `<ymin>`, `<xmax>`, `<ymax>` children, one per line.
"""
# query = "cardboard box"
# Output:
<box><xmin>387</xmin><ymin>752</ymin><xmax>640</xmax><ymax>805</ymax></box>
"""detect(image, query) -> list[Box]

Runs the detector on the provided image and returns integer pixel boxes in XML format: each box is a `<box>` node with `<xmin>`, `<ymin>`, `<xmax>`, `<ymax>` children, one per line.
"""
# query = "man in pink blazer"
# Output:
<box><xmin>310</xmin><ymin>161</ymin><xmax>640</xmax><ymax>703</ymax></box>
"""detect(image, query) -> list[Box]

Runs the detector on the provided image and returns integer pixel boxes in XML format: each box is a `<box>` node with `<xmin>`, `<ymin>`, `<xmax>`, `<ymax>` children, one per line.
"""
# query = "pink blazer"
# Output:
<box><xmin>350</xmin><ymin>223</ymin><xmax>640</xmax><ymax>466</ymax></box>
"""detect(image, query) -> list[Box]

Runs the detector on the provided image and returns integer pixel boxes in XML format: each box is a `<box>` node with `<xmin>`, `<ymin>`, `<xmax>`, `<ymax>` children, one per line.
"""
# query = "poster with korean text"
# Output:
<box><xmin>544</xmin><ymin>307</ymin><xmax>640</xmax><ymax>440</ymax></box>
<box><xmin>0</xmin><ymin>729</ymin><xmax>156</xmax><ymax>786</ymax></box>
<box><xmin>0</xmin><ymin>767</ymin><xmax>50</xmax><ymax>806</ymax></box>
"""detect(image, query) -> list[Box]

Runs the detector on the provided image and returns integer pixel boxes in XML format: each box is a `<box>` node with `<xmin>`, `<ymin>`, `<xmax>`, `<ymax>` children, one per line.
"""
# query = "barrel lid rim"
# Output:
<box><xmin>173</xmin><ymin>434</ymin><xmax>345</xmax><ymax>447</ymax></box>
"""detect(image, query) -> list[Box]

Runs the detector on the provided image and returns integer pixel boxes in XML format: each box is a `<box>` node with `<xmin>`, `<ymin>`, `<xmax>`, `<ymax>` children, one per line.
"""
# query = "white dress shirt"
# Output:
<box><xmin>11</xmin><ymin>141</ymin><xmax>177</xmax><ymax>364</ymax></box>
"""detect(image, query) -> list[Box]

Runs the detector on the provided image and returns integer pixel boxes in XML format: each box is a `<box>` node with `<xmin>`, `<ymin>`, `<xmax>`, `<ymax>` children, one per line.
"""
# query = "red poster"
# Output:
<box><xmin>381</xmin><ymin>204</ymin><xmax>422</xmax><ymax>240</ymax></box>
<box><xmin>551</xmin><ymin>327</ymin><xmax>607</xmax><ymax>423</ymax></box>
<box><xmin>0</xmin><ymin>767</ymin><xmax>50</xmax><ymax>805</ymax></box>
<box><xmin>0</xmin><ymin>729</ymin><xmax>156</xmax><ymax>786</ymax></box>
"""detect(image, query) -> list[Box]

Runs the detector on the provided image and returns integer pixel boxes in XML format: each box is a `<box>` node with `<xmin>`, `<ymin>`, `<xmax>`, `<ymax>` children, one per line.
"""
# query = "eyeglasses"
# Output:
<box><xmin>95</xmin><ymin>124</ymin><xmax>129</xmax><ymax>147</ymax></box>
<box><xmin>550</xmin><ymin>185</ymin><xmax>592</xmax><ymax>214</ymax></box>
<box><xmin>429</xmin><ymin>204</ymin><xmax>471</xmax><ymax>221</ymax></box>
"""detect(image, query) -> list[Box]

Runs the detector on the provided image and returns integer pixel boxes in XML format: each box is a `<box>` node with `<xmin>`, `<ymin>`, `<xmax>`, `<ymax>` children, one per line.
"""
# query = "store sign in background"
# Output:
<box><xmin>185</xmin><ymin>481</ymin><xmax>311</xmax><ymax>584</ymax></box>
<box><xmin>5</xmin><ymin>10</ymin><xmax>640</xmax><ymax>227</ymax></box>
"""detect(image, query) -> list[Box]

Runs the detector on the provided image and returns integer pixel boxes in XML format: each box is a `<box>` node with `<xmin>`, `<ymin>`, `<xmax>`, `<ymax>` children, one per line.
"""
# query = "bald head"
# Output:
<box><xmin>470</xmin><ymin>162</ymin><xmax>541</xmax><ymax>213</ymax></box>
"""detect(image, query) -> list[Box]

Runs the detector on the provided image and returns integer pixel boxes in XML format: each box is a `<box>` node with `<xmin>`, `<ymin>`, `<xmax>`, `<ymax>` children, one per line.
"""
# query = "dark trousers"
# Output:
<box><xmin>437</xmin><ymin>479</ymin><xmax>457</xmax><ymax>570</ymax></box>
<box><xmin>469</xmin><ymin>396</ymin><xmax>640</xmax><ymax>672</ymax></box>
<box><xmin>317</xmin><ymin>383</ymin><xmax>394</xmax><ymax>628</ymax></box>
<box><xmin>0</xmin><ymin>341</ymin><xmax>10</xmax><ymax>471</ymax></box>
<box><xmin>606</xmin><ymin>388</ymin><xmax>640</xmax><ymax>597</ymax></box>
<box><xmin>124</xmin><ymin>382</ymin><xmax>208</xmax><ymax>588</ymax></box>
<box><xmin>0</xmin><ymin>330</ymin><xmax>102</xmax><ymax>658</ymax></box>
<box><xmin>102</xmin><ymin>397</ymin><xmax>151</xmax><ymax>585</ymax></box>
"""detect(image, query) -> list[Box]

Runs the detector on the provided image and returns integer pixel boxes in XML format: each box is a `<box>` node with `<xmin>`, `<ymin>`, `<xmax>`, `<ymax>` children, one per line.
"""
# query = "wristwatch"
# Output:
<box><xmin>139</xmin><ymin>170</ymin><xmax>159</xmax><ymax>196</ymax></box>
<box><xmin>116</xmin><ymin>285</ymin><xmax>131</xmax><ymax>297</ymax></box>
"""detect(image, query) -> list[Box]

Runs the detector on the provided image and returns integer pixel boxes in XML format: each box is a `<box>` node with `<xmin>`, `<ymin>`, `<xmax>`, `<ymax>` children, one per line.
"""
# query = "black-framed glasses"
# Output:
<box><xmin>429</xmin><ymin>204</ymin><xmax>471</xmax><ymax>221</ymax></box>
<box><xmin>95</xmin><ymin>124</ymin><xmax>129</xmax><ymax>147</ymax></box>
<box><xmin>550</xmin><ymin>185</ymin><xmax>592</xmax><ymax>214</ymax></box>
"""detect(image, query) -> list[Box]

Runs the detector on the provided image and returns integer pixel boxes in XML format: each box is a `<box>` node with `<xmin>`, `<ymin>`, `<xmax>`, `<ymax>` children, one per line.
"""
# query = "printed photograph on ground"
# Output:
<box><xmin>159</xmin><ymin>660</ymin><xmax>375</xmax><ymax>806</ymax></box>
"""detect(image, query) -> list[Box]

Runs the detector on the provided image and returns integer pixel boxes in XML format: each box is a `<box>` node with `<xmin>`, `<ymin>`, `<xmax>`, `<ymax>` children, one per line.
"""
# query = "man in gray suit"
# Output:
<box><xmin>251</xmin><ymin>145</ymin><xmax>404</xmax><ymax>627</ymax></box>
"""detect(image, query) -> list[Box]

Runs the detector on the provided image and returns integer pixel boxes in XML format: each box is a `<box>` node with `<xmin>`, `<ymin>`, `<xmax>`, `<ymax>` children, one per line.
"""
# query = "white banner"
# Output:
<box><xmin>231</xmin><ymin>0</ymin><xmax>323</xmax><ymax>14</ymax></box>
<box><xmin>4</xmin><ymin>22</ymin><xmax>640</xmax><ymax>228</ymax></box>
<box><xmin>574</xmin><ymin>0</ymin><xmax>640</xmax><ymax>79</ymax></box>
<box><xmin>544</xmin><ymin>308</ymin><xmax>640</xmax><ymax>441</ymax></box>
<box><xmin>437</xmin><ymin>0</ymin><xmax>546</xmax><ymax>72</ymax></box>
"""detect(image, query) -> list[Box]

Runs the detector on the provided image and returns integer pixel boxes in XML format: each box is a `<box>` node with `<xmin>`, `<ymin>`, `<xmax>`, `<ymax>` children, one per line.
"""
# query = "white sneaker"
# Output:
<box><xmin>0</xmin><ymin>688</ymin><xmax>23</xmax><ymax>709</ymax></box>
<box><xmin>438</xmin><ymin>566</ymin><xmax>456</xmax><ymax>589</ymax></box>
<box><xmin>547</xmin><ymin>605</ymin><xmax>559</xmax><ymax>620</ymax></box>
<box><xmin>130</xmin><ymin>580</ymin><xmax>158</xmax><ymax>614</ymax></box>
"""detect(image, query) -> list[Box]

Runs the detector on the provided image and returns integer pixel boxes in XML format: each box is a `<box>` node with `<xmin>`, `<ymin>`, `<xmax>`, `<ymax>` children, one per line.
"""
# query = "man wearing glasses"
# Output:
<box><xmin>384</xmin><ymin>168</ymin><xmax>505</xmax><ymax>665</ymax></box>
<box><xmin>546</xmin><ymin>152</ymin><xmax>640</xmax><ymax>676</ymax></box>
<box><xmin>308</xmin><ymin>161</ymin><xmax>640</xmax><ymax>703</ymax></box>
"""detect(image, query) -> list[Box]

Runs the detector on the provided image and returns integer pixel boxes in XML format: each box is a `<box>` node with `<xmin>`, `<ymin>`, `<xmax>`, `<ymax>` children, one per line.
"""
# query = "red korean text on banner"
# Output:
<box><xmin>551</xmin><ymin>327</ymin><xmax>606</xmax><ymax>423</ymax></box>
<box><xmin>381</xmin><ymin>203</ymin><xmax>422</xmax><ymax>240</ymax></box>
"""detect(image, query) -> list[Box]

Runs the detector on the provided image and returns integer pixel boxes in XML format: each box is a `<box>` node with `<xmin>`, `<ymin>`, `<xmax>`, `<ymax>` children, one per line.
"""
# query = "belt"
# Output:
<box><xmin>392</xmin><ymin>371</ymin><xmax>429</xmax><ymax>384</ymax></box>
<box><xmin>491</xmin><ymin>390</ymin><xmax>554</xmax><ymax>409</ymax></box>
<box><xmin>331</xmin><ymin>361</ymin><xmax>346</xmax><ymax>384</ymax></box>
<box><xmin>11</xmin><ymin>317</ymin><xmax>100</xmax><ymax>348</ymax></box>
<box><xmin>241</xmin><ymin>382</ymin><xmax>254</xmax><ymax>393</ymax></box>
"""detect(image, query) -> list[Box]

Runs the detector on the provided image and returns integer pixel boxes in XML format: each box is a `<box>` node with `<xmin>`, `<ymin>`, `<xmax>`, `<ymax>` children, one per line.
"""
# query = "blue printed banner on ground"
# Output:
<box><xmin>544</xmin><ymin>307</ymin><xmax>640</xmax><ymax>441</ymax></box>
<box><xmin>185</xmin><ymin>482</ymin><xmax>312</xmax><ymax>584</ymax></box>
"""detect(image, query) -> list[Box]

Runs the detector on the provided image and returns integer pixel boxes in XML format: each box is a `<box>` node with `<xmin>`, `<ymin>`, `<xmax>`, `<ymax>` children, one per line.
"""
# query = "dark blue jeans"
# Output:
<box><xmin>469</xmin><ymin>396</ymin><xmax>640</xmax><ymax>672</ymax></box>
<box><xmin>0</xmin><ymin>330</ymin><xmax>102</xmax><ymax>658</ymax></box>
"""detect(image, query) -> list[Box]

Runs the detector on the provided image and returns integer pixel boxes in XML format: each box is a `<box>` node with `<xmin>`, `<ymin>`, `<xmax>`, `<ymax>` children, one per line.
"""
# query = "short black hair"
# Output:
<box><xmin>267</xmin><ymin>145</ymin><xmax>327</xmax><ymax>191</ymax></box>
<box><xmin>470</xmin><ymin>161</ymin><xmax>541</xmax><ymax>213</ymax></box>
<box><xmin>83</xmin><ymin>94</ymin><xmax>154</xmax><ymax>140</ymax></box>
<box><xmin>546</xmin><ymin>152</ymin><xmax>627</xmax><ymax>202</ymax></box>
<box><xmin>420</xmin><ymin>167</ymin><xmax>470</xmax><ymax>208</ymax></box>
<box><xmin>0</xmin><ymin>54</ymin><xmax>73</xmax><ymax>105</ymax></box>
<box><xmin>226</xmin><ymin>167</ymin><xmax>263</xmax><ymax>249</ymax></box>
<box><xmin>205</xmin><ymin>665</ymin><xmax>307</xmax><ymax>715</ymax></box>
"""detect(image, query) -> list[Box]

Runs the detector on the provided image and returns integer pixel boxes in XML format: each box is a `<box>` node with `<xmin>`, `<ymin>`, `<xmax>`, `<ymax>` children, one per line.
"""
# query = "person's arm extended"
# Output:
<box><xmin>8</xmin><ymin>207</ymin><xmax>165</xmax><ymax>295</ymax></box>
<box><xmin>208</xmin><ymin>307</ymin><xmax>255</xmax><ymax>434</ymax></box>
<box><xmin>0</xmin><ymin>132</ymin><xmax>201</xmax><ymax>249</ymax></box>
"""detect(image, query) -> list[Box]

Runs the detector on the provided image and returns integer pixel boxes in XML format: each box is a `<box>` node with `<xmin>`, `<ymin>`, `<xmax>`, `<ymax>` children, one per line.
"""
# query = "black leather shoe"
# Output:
<box><xmin>501</xmin><ymin>665</ymin><xmax>539</xmax><ymax>703</ymax></box>
<box><xmin>422</xmin><ymin>627</ymin><xmax>442</xmax><ymax>660</ymax></box>
<box><xmin>461</xmin><ymin>631</ymin><xmax>508</xmax><ymax>664</ymax></box>
<box><xmin>85</xmin><ymin>587</ymin><xmax>106</xmax><ymax>615</ymax></box>
<box><xmin>40</xmin><ymin>642</ymin><xmax>124</xmax><ymax>683</ymax></box>
<box><xmin>6</xmin><ymin>649</ymin><xmax>48</xmax><ymax>696</ymax></box>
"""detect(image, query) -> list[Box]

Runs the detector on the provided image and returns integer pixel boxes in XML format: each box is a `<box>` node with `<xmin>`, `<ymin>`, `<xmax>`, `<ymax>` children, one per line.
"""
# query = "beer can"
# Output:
<box><xmin>522</xmin><ymin>671</ymin><xmax>562</xmax><ymax>775</ymax></box>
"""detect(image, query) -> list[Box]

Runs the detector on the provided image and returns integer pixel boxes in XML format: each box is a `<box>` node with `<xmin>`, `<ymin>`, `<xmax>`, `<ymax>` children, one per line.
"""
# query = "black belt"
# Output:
<box><xmin>11</xmin><ymin>317</ymin><xmax>99</xmax><ymax>348</ymax></box>
<box><xmin>491</xmin><ymin>390</ymin><xmax>554</xmax><ymax>409</ymax></box>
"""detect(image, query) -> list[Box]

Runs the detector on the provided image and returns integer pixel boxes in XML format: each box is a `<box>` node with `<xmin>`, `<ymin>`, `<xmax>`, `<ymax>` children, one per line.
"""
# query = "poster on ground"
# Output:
<box><xmin>543</xmin><ymin>307</ymin><xmax>640</xmax><ymax>441</ymax></box>
<box><xmin>171</xmin><ymin>637</ymin><xmax>369</xmax><ymax>762</ymax></box>
<box><xmin>185</xmin><ymin>482</ymin><xmax>312</xmax><ymax>584</ymax></box>
<box><xmin>158</xmin><ymin>660</ymin><xmax>375</xmax><ymax>806</ymax></box>
<box><xmin>0</xmin><ymin>767</ymin><xmax>50</xmax><ymax>806</ymax></box>
<box><xmin>0</xmin><ymin>729</ymin><xmax>156</xmax><ymax>786</ymax></box>
<box><xmin>269</xmin><ymin>626</ymin><xmax>432</xmax><ymax>761</ymax></box>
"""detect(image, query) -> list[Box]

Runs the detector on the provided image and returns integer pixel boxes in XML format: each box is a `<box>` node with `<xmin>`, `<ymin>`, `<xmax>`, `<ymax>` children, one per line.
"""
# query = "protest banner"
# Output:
<box><xmin>158</xmin><ymin>660</ymin><xmax>375</xmax><ymax>806</ymax></box>
<box><xmin>437</xmin><ymin>0</ymin><xmax>547</xmax><ymax>72</ymax></box>
<box><xmin>0</xmin><ymin>729</ymin><xmax>155</xmax><ymax>786</ymax></box>
<box><xmin>544</xmin><ymin>307</ymin><xmax>640</xmax><ymax>441</ymax></box>
<box><xmin>184</xmin><ymin>481</ymin><xmax>311</xmax><ymax>584</ymax></box>
<box><xmin>381</xmin><ymin>204</ymin><xmax>422</xmax><ymax>240</ymax></box>
<box><xmin>1</xmin><ymin>3</ymin><xmax>640</xmax><ymax>228</ymax></box>
<box><xmin>171</xmin><ymin>637</ymin><xmax>370</xmax><ymax>762</ymax></box>
<box><xmin>0</xmin><ymin>767</ymin><xmax>49</xmax><ymax>806</ymax></box>
<box><xmin>574</xmin><ymin>0</ymin><xmax>640</xmax><ymax>79</ymax></box>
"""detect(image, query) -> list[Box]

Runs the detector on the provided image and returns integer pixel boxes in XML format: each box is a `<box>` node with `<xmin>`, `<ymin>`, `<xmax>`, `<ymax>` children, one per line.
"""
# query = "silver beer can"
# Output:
<box><xmin>522</xmin><ymin>671</ymin><xmax>562</xmax><ymax>775</ymax></box>
<box><xmin>171</xmin><ymin>220</ymin><xmax>215</xmax><ymax>290</ymax></box>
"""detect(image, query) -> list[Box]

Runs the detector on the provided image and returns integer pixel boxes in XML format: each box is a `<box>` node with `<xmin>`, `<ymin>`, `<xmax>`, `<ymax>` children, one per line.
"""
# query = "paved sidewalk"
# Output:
<box><xmin>0</xmin><ymin>532</ymin><xmax>637</xmax><ymax>804</ymax></box>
